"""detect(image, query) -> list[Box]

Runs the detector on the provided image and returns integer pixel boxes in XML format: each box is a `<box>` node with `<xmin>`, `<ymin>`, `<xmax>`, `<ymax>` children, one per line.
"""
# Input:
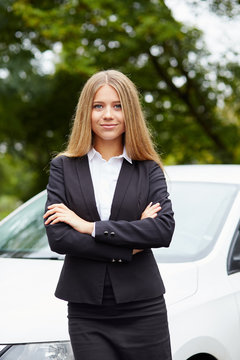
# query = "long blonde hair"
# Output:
<box><xmin>60</xmin><ymin>69</ymin><xmax>163</xmax><ymax>168</ymax></box>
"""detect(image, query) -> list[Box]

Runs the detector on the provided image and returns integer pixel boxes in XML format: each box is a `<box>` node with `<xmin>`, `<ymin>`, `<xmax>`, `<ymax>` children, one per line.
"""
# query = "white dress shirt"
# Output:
<box><xmin>87</xmin><ymin>147</ymin><xmax>132</xmax><ymax>236</ymax></box>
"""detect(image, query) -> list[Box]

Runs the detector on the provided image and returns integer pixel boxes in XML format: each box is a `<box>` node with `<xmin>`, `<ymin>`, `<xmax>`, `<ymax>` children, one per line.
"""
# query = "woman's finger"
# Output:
<box><xmin>44</xmin><ymin>205</ymin><xmax>69</xmax><ymax>218</ymax></box>
<box><xmin>147</xmin><ymin>202</ymin><xmax>153</xmax><ymax>208</ymax></box>
<box><xmin>141</xmin><ymin>202</ymin><xmax>162</xmax><ymax>220</ymax></box>
<box><xmin>150</xmin><ymin>202</ymin><xmax>160</xmax><ymax>208</ymax></box>
<box><xmin>44</xmin><ymin>213</ymin><xmax>60</xmax><ymax>225</ymax></box>
<box><xmin>144</xmin><ymin>205</ymin><xmax>161</xmax><ymax>215</ymax></box>
<box><xmin>43</xmin><ymin>208</ymin><xmax>59</xmax><ymax>218</ymax></box>
<box><xmin>45</xmin><ymin>209</ymin><xmax>69</xmax><ymax>223</ymax></box>
<box><xmin>49</xmin><ymin>217</ymin><xmax>65</xmax><ymax>225</ymax></box>
<box><xmin>148</xmin><ymin>205</ymin><xmax>161</xmax><ymax>213</ymax></box>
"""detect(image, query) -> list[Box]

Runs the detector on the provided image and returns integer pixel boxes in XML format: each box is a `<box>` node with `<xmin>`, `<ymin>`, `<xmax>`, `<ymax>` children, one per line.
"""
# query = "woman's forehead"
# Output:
<box><xmin>93</xmin><ymin>84</ymin><xmax>120</xmax><ymax>101</ymax></box>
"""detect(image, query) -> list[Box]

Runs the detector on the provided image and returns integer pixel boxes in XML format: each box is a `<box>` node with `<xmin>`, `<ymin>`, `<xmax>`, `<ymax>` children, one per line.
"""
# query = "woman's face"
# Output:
<box><xmin>91</xmin><ymin>84</ymin><xmax>125</xmax><ymax>145</ymax></box>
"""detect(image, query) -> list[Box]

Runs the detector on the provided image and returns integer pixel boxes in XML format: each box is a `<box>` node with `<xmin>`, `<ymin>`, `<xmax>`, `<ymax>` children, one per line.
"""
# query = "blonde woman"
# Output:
<box><xmin>44</xmin><ymin>70</ymin><xmax>175</xmax><ymax>360</ymax></box>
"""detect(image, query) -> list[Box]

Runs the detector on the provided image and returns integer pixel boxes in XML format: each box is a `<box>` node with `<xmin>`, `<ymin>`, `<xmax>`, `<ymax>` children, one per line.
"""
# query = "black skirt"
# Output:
<box><xmin>68</xmin><ymin>272</ymin><xmax>172</xmax><ymax>360</ymax></box>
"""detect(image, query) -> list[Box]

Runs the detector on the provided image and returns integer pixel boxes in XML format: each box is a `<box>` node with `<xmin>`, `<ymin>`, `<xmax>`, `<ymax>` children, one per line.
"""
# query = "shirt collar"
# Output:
<box><xmin>88</xmin><ymin>147</ymin><xmax>132</xmax><ymax>164</ymax></box>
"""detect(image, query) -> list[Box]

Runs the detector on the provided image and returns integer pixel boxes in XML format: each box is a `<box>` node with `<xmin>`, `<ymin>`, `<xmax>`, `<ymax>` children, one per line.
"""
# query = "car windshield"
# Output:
<box><xmin>0</xmin><ymin>182</ymin><xmax>238</xmax><ymax>261</ymax></box>
<box><xmin>0</xmin><ymin>192</ymin><xmax>63</xmax><ymax>259</ymax></box>
<box><xmin>154</xmin><ymin>181</ymin><xmax>238</xmax><ymax>262</ymax></box>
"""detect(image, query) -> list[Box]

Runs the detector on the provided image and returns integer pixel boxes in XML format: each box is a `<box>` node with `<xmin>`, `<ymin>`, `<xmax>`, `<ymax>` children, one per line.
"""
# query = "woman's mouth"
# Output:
<box><xmin>101</xmin><ymin>124</ymin><xmax>117</xmax><ymax>130</ymax></box>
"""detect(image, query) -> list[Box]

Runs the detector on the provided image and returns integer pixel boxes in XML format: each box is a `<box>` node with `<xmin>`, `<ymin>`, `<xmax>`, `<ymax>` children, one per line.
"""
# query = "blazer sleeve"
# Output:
<box><xmin>95</xmin><ymin>162</ymin><xmax>175</xmax><ymax>249</ymax></box>
<box><xmin>44</xmin><ymin>157</ymin><xmax>133</xmax><ymax>263</ymax></box>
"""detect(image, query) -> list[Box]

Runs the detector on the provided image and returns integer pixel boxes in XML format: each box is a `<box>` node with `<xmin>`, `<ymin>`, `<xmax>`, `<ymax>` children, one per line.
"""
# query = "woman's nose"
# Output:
<box><xmin>103</xmin><ymin>106</ymin><xmax>113</xmax><ymax>119</ymax></box>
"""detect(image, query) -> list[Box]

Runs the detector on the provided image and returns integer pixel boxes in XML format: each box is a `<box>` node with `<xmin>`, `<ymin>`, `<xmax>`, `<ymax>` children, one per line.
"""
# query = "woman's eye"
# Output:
<box><xmin>114</xmin><ymin>104</ymin><xmax>122</xmax><ymax>109</ymax></box>
<box><xmin>93</xmin><ymin>104</ymin><xmax>102</xmax><ymax>109</ymax></box>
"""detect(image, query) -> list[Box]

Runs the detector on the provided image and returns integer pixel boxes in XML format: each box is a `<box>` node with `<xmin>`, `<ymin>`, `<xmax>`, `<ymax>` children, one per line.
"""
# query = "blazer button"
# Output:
<box><xmin>118</xmin><ymin>259</ymin><xmax>123</xmax><ymax>263</ymax></box>
<box><xmin>110</xmin><ymin>232</ymin><xmax>115</xmax><ymax>237</ymax></box>
<box><xmin>104</xmin><ymin>231</ymin><xmax>108</xmax><ymax>236</ymax></box>
<box><xmin>112</xmin><ymin>259</ymin><xmax>116</xmax><ymax>262</ymax></box>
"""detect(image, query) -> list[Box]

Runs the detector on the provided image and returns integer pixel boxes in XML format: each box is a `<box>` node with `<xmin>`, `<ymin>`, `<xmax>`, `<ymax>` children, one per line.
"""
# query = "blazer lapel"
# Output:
<box><xmin>110</xmin><ymin>159</ymin><xmax>135</xmax><ymax>220</ymax></box>
<box><xmin>74</xmin><ymin>156</ymin><xmax>101</xmax><ymax>221</ymax></box>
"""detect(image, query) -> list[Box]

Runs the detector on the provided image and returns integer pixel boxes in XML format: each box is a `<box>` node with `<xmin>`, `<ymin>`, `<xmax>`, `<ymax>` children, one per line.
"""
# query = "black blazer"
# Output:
<box><xmin>45</xmin><ymin>155</ymin><xmax>175</xmax><ymax>304</ymax></box>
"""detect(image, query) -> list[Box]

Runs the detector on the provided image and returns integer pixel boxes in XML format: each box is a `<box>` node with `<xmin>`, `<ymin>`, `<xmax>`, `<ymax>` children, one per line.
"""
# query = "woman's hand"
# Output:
<box><xmin>43</xmin><ymin>203</ymin><xmax>94</xmax><ymax>235</ymax></box>
<box><xmin>133</xmin><ymin>202</ymin><xmax>161</xmax><ymax>255</ymax></box>
<box><xmin>141</xmin><ymin>202</ymin><xmax>161</xmax><ymax>220</ymax></box>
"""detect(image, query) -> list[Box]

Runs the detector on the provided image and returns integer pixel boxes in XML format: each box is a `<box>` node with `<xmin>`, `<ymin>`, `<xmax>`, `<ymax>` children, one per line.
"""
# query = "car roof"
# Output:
<box><xmin>165</xmin><ymin>164</ymin><xmax>240</xmax><ymax>185</ymax></box>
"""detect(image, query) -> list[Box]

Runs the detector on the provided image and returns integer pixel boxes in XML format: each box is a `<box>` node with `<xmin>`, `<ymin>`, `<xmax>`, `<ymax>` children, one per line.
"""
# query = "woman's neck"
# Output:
<box><xmin>93</xmin><ymin>139</ymin><xmax>123</xmax><ymax>161</ymax></box>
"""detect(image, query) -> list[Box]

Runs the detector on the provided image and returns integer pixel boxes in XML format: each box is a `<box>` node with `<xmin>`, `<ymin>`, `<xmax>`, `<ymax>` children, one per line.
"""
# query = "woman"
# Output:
<box><xmin>44</xmin><ymin>69</ymin><xmax>175</xmax><ymax>360</ymax></box>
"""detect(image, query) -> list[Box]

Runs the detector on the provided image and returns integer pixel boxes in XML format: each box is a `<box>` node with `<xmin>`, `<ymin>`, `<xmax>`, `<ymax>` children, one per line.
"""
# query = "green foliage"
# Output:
<box><xmin>0</xmin><ymin>0</ymin><xmax>240</xmax><ymax>216</ymax></box>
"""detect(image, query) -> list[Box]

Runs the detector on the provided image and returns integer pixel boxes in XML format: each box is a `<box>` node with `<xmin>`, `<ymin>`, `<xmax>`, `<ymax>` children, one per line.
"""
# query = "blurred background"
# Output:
<box><xmin>0</xmin><ymin>0</ymin><xmax>240</xmax><ymax>219</ymax></box>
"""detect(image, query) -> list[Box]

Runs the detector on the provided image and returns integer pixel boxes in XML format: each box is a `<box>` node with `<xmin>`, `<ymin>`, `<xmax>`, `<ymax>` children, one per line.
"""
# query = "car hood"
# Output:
<box><xmin>0</xmin><ymin>258</ymin><xmax>198</xmax><ymax>344</ymax></box>
<box><xmin>0</xmin><ymin>258</ymin><xmax>68</xmax><ymax>344</ymax></box>
<box><xmin>158</xmin><ymin>262</ymin><xmax>198</xmax><ymax>306</ymax></box>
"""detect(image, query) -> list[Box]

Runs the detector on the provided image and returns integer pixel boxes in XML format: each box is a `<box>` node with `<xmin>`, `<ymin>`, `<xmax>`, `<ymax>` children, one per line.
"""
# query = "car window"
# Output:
<box><xmin>154</xmin><ymin>182</ymin><xmax>238</xmax><ymax>262</ymax></box>
<box><xmin>0</xmin><ymin>192</ymin><xmax>60</xmax><ymax>259</ymax></box>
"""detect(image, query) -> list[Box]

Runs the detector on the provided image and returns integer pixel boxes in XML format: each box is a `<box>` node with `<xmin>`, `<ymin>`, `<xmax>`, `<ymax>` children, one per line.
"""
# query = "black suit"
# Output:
<box><xmin>45</xmin><ymin>155</ymin><xmax>175</xmax><ymax>304</ymax></box>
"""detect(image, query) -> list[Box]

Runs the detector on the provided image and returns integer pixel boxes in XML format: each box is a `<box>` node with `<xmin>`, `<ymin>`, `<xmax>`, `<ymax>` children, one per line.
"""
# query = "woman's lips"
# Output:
<box><xmin>101</xmin><ymin>124</ymin><xmax>117</xmax><ymax>129</ymax></box>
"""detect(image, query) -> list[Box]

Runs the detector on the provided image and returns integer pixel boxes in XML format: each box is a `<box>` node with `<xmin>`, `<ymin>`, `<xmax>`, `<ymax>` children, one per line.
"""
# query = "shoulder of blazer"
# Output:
<box><xmin>50</xmin><ymin>154</ymin><xmax>87</xmax><ymax>167</ymax></box>
<box><xmin>134</xmin><ymin>161</ymin><xmax>166</xmax><ymax>188</ymax></box>
<box><xmin>133</xmin><ymin>159</ymin><xmax>162</xmax><ymax>173</ymax></box>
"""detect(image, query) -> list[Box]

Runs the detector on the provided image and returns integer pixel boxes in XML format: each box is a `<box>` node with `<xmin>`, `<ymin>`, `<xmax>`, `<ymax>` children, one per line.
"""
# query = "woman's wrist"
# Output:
<box><xmin>73</xmin><ymin>217</ymin><xmax>94</xmax><ymax>235</ymax></box>
<box><xmin>82</xmin><ymin>220</ymin><xmax>94</xmax><ymax>235</ymax></box>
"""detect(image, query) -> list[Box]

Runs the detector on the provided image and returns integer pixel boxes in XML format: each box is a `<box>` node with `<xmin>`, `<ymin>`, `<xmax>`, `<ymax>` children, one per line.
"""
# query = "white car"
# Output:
<box><xmin>0</xmin><ymin>165</ymin><xmax>240</xmax><ymax>360</ymax></box>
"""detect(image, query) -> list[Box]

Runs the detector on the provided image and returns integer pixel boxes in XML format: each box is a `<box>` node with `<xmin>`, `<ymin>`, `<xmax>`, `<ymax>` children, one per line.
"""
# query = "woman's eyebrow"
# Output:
<box><xmin>93</xmin><ymin>100</ymin><xmax>121</xmax><ymax>103</ymax></box>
